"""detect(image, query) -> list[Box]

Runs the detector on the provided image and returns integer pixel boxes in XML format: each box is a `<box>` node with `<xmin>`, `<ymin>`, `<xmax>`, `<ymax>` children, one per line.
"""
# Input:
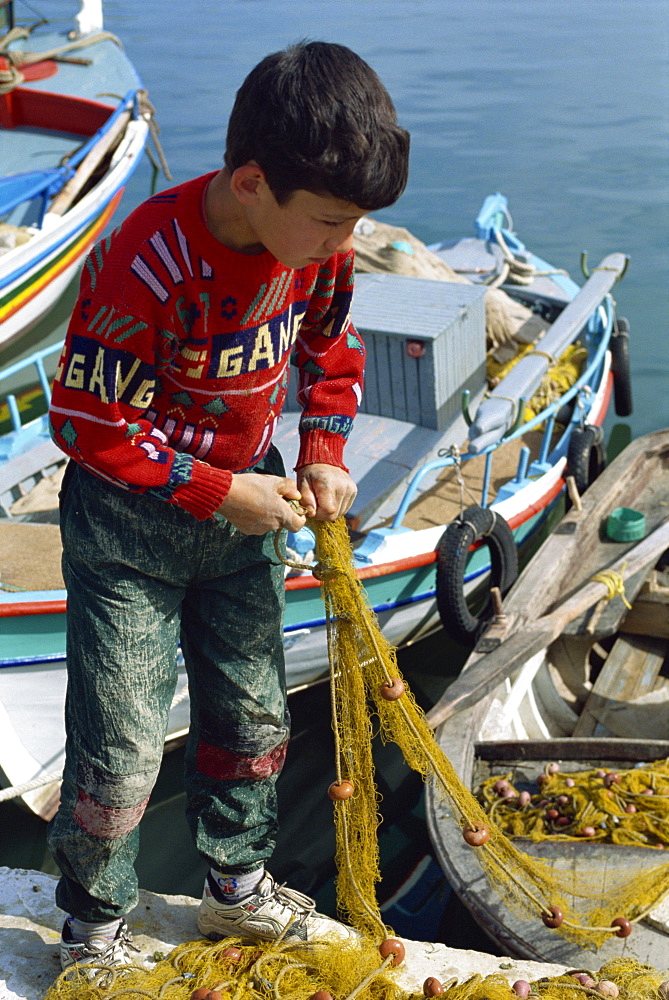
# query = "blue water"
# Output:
<box><xmin>3</xmin><ymin>0</ymin><xmax>669</xmax><ymax>952</ymax></box>
<box><xmin>113</xmin><ymin>0</ymin><xmax>669</xmax><ymax>437</ymax></box>
<box><xmin>9</xmin><ymin>0</ymin><xmax>669</xmax><ymax>434</ymax></box>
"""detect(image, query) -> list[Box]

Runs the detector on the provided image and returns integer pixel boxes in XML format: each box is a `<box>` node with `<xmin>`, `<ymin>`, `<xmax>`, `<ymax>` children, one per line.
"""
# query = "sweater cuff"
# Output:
<box><xmin>172</xmin><ymin>460</ymin><xmax>233</xmax><ymax>521</ymax></box>
<box><xmin>295</xmin><ymin>431</ymin><xmax>349</xmax><ymax>473</ymax></box>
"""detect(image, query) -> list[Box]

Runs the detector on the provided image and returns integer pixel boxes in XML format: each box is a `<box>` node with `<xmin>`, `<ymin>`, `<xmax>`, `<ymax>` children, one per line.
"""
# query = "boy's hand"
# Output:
<box><xmin>216</xmin><ymin>473</ymin><xmax>308</xmax><ymax>535</ymax></box>
<box><xmin>295</xmin><ymin>464</ymin><xmax>357</xmax><ymax>521</ymax></box>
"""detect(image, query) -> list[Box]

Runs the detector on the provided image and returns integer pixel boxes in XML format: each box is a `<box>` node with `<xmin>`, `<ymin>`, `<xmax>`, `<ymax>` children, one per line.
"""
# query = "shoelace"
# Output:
<box><xmin>80</xmin><ymin>925</ymin><xmax>140</xmax><ymax>960</ymax></box>
<box><xmin>266</xmin><ymin>881</ymin><xmax>316</xmax><ymax>927</ymax></box>
<box><xmin>116</xmin><ymin>926</ymin><xmax>141</xmax><ymax>957</ymax></box>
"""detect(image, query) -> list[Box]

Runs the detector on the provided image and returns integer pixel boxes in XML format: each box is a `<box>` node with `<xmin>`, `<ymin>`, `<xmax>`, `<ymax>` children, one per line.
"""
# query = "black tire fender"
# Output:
<box><xmin>435</xmin><ymin>505</ymin><xmax>518</xmax><ymax>646</ymax></box>
<box><xmin>567</xmin><ymin>424</ymin><xmax>606</xmax><ymax>497</ymax></box>
<box><xmin>610</xmin><ymin>316</ymin><xmax>633</xmax><ymax>417</ymax></box>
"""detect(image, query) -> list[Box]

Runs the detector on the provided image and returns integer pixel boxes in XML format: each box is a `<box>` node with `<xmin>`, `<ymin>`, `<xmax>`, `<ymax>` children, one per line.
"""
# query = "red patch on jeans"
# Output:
<box><xmin>73</xmin><ymin>790</ymin><xmax>150</xmax><ymax>839</ymax></box>
<box><xmin>196</xmin><ymin>740</ymin><xmax>288</xmax><ymax>780</ymax></box>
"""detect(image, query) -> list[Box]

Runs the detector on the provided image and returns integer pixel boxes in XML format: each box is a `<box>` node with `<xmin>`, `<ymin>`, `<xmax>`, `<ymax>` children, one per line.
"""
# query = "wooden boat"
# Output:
<box><xmin>425</xmin><ymin>428</ymin><xmax>669</xmax><ymax>964</ymax></box>
<box><xmin>0</xmin><ymin>193</ymin><xmax>629</xmax><ymax>817</ymax></box>
<box><xmin>0</xmin><ymin>0</ymin><xmax>155</xmax><ymax>350</ymax></box>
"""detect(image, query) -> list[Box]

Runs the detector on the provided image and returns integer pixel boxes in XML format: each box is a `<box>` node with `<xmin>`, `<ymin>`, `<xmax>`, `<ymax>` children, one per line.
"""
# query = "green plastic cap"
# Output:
<box><xmin>606</xmin><ymin>507</ymin><xmax>646</xmax><ymax>542</ymax></box>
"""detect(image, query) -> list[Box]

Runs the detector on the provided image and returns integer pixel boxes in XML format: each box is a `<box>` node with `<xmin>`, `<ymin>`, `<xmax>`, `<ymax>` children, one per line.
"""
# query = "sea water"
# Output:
<box><xmin>2</xmin><ymin>0</ymin><xmax>668</xmax><ymax>952</ymax></box>
<box><xmin>6</xmin><ymin>0</ymin><xmax>668</xmax><ymax>434</ymax></box>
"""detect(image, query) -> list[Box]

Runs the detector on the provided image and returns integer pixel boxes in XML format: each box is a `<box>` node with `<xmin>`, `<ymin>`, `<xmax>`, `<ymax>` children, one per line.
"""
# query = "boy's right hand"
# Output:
<box><xmin>215</xmin><ymin>473</ymin><xmax>312</xmax><ymax>535</ymax></box>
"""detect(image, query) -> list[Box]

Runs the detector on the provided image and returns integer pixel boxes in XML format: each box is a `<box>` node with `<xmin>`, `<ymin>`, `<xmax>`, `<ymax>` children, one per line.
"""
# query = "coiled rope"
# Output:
<box><xmin>0</xmin><ymin>29</ymin><xmax>123</xmax><ymax>93</ymax></box>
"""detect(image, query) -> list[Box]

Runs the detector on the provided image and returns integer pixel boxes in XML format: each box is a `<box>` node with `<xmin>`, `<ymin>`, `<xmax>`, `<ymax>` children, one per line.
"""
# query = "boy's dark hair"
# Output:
<box><xmin>225</xmin><ymin>41</ymin><xmax>410</xmax><ymax>209</ymax></box>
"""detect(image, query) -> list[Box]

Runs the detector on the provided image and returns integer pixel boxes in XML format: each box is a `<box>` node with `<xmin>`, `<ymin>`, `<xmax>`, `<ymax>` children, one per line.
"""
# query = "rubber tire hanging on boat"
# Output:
<box><xmin>610</xmin><ymin>316</ymin><xmax>633</xmax><ymax>417</ymax></box>
<box><xmin>566</xmin><ymin>424</ymin><xmax>606</xmax><ymax>497</ymax></box>
<box><xmin>435</xmin><ymin>504</ymin><xmax>518</xmax><ymax>646</ymax></box>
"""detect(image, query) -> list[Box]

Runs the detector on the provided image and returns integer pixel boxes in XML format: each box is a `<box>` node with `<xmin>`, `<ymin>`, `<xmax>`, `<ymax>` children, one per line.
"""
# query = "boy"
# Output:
<box><xmin>47</xmin><ymin>40</ymin><xmax>409</xmax><ymax>970</ymax></box>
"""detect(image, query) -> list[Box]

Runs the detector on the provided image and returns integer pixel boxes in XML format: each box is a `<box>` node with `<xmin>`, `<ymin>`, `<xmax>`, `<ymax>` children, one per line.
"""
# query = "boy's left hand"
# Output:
<box><xmin>295</xmin><ymin>464</ymin><xmax>357</xmax><ymax>521</ymax></box>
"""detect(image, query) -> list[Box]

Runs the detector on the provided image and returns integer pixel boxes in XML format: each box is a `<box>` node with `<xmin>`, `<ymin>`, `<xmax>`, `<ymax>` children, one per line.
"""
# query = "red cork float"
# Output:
<box><xmin>328</xmin><ymin>780</ymin><xmax>354</xmax><ymax>800</ymax></box>
<box><xmin>423</xmin><ymin>977</ymin><xmax>444</xmax><ymax>996</ymax></box>
<box><xmin>379</xmin><ymin>938</ymin><xmax>405</xmax><ymax>966</ymax></box>
<box><xmin>611</xmin><ymin>917</ymin><xmax>632</xmax><ymax>938</ymax></box>
<box><xmin>541</xmin><ymin>905</ymin><xmax>564</xmax><ymax>928</ymax></box>
<box><xmin>462</xmin><ymin>822</ymin><xmax>490</xmax><ymax>846</ymax></box>
<box><xmin>220</xmin><ymin>946</ymin><xmax>243</xmax><ymax>961</ymax></box>
<box><xmin>380</xmin><ymin>678</ymin><xmax>405</xmax><ymax>700</ymax></box>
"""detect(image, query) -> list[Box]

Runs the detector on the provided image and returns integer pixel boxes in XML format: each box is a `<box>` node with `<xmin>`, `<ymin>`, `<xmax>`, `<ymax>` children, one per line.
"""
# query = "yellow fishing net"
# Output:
<box><xmin>487</xmin><ymin>343</ymin><xmax>587</xmax><ymax>422</ymax></box>
<box><xmin>41</xmin><ymin>940</ymin><xmax>669</xmax><ymax>1000</ymax></box>
<box><xmin>42</xmin><ymin>519</ymin><xmax>669</xmax><ymax>1000</ymax></box>
<box><xmin>479</xmin><ymin>760</ymin><xmax>669</xmax><ymax>846</ymax></box>
<box><xmin>310</xmin><ymin>519</ymin><xmax>669</xmax><ymax>951</ymax></box>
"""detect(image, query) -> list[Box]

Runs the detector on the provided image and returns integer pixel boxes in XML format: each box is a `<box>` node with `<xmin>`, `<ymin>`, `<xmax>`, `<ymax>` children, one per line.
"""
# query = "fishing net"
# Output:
<box><xmin>308</xmin><ymin>519</ymin><xmax>669</xmax><ymax>951</ymax></box>
<box><xmin>42</xmin><ymin>519</ymin><xmax>669</xmax><ymax>999</ymax></box>
<box><xmin>41</xmin><ymin>941</ymin><xmax>669</xmax><ymax>1000</ymax></box>
<box><xmin>487</xmin><ymin>343</ymin><xmax>588</xmax><ymax>422</ymax></box>
<box><xmin>479</xmin><ymin>759</ymin><xmax>669</xmax><ymax>847</ymax></box>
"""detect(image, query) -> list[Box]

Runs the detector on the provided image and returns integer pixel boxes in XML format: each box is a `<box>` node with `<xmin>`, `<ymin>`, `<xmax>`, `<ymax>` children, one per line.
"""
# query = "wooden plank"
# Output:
<box><xmin>474</xmin><ymin>736</ymin><xmax>669</xmax><ymax>763</ymax></box>
<box><xmin>425</xmin><ymin>518</ymin><xmax>669</xmax><ymax>728</ymax></box>
<box><xmin>620</xmin><ymin>575</ymin><xmax>669</xmax><ymax>638</ymax></box>
<box><xmin>622</xmin><ymin>605</ymin><xmax>669</xmax><ymax>639</ymax></box>
<box><xmin>572</xmin><ymin>634</ymin><xmax>668</xmax><ymax>736</ymax></box>
<box><xmin>0</xmin><ymin>440</ymin><xmax>63</xmax><ymax>494</ymax></box>
<box><xmin>48</xmin><ymin>109</ymin><xmax>132</xmax><ymax>216</ymax></box>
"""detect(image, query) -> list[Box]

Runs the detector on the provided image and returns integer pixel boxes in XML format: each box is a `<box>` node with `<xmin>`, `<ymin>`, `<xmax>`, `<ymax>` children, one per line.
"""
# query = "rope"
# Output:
<box><xmin>0</xmin><ymin>768</ymin><xmax>62</xmax><ymax>803</ymax></box>
<box><xmin>0</xmin><ymin>30</ymin><xmax>123</xmax><ymax>94</ymax></box>
<box><xmin>137</xmin><ymin>89</ymin><xmax>173</xmax><ymax>181</ymax></box>
<box><xmin>492</xmin><ymin>229</ymin><xmax>569</xmax><ymax>287</ymax></box>
<box><xmin>494</xmin><ymin>230</ymin><xmax>536</xmax><ymax>286</ymax></box>
<box><xmin>444</xmin><ymin>444</ymin><xmax>481</xmax><ymax>512</ymax></box>
<box><xmin>590</xmin><ymin>565</ymin><xmax>632</xmax><ymax>609</ymax></box>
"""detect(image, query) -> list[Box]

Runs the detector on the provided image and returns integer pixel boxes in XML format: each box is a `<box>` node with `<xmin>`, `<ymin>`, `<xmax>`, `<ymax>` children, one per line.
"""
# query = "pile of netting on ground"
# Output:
<box><xmin>42</xmin><ymin>941</ymin><xmax>669</xmax><ymax>1000</ymax></box>
<box><xmin>479</xmin><ymin>759</ymin><xmax>669</xmax><ymax>846</ymax></box>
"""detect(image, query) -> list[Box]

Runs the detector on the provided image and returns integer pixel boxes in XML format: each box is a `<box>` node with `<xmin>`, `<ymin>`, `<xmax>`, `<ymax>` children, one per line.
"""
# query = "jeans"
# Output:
<box><xmin>47</xmin><ymin>449</ymin><xmax>289</xmax><ymax>921</ymax></box>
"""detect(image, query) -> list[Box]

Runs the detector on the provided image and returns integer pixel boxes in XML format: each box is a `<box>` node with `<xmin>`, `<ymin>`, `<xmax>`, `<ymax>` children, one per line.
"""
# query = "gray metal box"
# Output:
<box><xmin>352</xmin><ymin>273</ymin><xmax>487</xmax><ymax>430</ymax></box>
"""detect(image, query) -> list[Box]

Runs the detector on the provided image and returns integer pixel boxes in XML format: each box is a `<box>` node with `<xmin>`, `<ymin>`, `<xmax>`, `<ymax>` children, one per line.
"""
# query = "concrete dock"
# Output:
<box><xmin>0</xmin><ymin>866</ymin><xmax>570</xmax><ymax>999</ymax></box>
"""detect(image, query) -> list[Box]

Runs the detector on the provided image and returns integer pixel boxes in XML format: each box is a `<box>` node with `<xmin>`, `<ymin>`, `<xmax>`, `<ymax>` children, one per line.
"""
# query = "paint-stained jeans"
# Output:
<box><xmin>47</xmin><ymin>449</ymin><xmax>289</xmax><ymax>921</ymax></box>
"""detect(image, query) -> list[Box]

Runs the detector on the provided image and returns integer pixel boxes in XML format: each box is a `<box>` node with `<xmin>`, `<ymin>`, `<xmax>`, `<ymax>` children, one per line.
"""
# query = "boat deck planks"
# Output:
<box><xmin>0</xmin><ymin>522</ymin><xmax>64</xmax><ymax>592</ymax></box>
<box><xmin>572</xmin><ymin>633</ymin><xmax>669</xmax><ymax>737</ymax></box>
<box><xmin>620</xmin><ymin>568</ymin><xmax>669</xmax><ymax>639</ymax></box>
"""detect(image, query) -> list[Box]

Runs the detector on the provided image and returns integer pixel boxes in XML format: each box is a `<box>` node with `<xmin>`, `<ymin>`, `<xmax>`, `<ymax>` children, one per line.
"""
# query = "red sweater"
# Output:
<box><xmin>48</xmin><ymin>172</ymin><xmax>364</xmax><ymax>520</ymax></box>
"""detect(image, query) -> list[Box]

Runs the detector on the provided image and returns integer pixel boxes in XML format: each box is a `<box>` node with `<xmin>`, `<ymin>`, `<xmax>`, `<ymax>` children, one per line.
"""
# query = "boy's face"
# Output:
<box><xmin>240</xmin><ymin>171</ymin><xmax>368</xmax><ymax>269</ymax></box>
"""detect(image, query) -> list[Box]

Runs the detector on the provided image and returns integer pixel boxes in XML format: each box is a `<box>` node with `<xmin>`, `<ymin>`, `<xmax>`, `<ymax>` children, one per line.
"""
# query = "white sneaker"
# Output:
<box><xmin>197</xmin><ymin>871</ymin><xmax>358</xmax><ymax>942</ymax></box>
<box><xmin>60</xmin><ymin>918</ymin><xmax>140</xmax><ymax>972</ymax></box>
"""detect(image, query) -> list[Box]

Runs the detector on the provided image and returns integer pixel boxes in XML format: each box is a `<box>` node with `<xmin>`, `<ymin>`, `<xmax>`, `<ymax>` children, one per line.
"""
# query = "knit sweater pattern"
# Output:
<box><xmin>48</xmin><ymin>173</ymin><xmax>365</xmax><ymax>521</ymax></box>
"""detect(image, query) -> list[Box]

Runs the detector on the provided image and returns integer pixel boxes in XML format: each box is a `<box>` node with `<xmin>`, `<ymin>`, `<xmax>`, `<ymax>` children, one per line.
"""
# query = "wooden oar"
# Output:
<box><xmin>425</xmin><ymin>517</ymin><xmax>669</xmax><ymax>729</ymax></box>
<box><xmin>47</xmin><ymin>108</ymin><xmax>132</xmax><ymax>217</ymax></box>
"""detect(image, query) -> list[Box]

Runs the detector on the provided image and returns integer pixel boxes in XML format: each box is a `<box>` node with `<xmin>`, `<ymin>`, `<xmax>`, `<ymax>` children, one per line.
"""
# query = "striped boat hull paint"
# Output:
<box><xmin>0</xmin><ymin>190</ymin><xmax>123</xmax><ymax>326</ymax></box>
<box><xmin>0</xmin><ymin>494</ymin><xmax>555</xmax><ymax>669</ymax></box>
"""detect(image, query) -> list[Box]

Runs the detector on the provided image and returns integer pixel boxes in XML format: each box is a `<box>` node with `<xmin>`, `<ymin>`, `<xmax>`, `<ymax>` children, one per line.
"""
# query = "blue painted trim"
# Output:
<box><xmin>1</xmin><ymin>91</ymin><xmax>146</xmax><ymax>288</ymax></box>
<box><xmin>389</xmin><ymin>301</ymin><xmax>612</xmax><ymax>529</ymax></box>
<box><xmin>0</xmin><ymin>652</ymin><xmax>66</xmax><ymax>668</ymax></box>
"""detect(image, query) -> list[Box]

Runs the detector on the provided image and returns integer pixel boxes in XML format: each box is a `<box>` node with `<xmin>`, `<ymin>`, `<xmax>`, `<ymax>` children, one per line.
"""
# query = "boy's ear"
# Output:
<box><xmin>230</xmin><ymin>162</ymin><xmax>268</xmax><ymax>204</ymax></box>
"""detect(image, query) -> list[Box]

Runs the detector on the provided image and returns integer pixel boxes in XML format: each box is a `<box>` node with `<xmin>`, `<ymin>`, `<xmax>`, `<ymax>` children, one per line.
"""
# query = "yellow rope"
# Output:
<box><xmin>590</xmin><ymin>564</ymin><xmax>632</xmax><ymax>608</ymax></box>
